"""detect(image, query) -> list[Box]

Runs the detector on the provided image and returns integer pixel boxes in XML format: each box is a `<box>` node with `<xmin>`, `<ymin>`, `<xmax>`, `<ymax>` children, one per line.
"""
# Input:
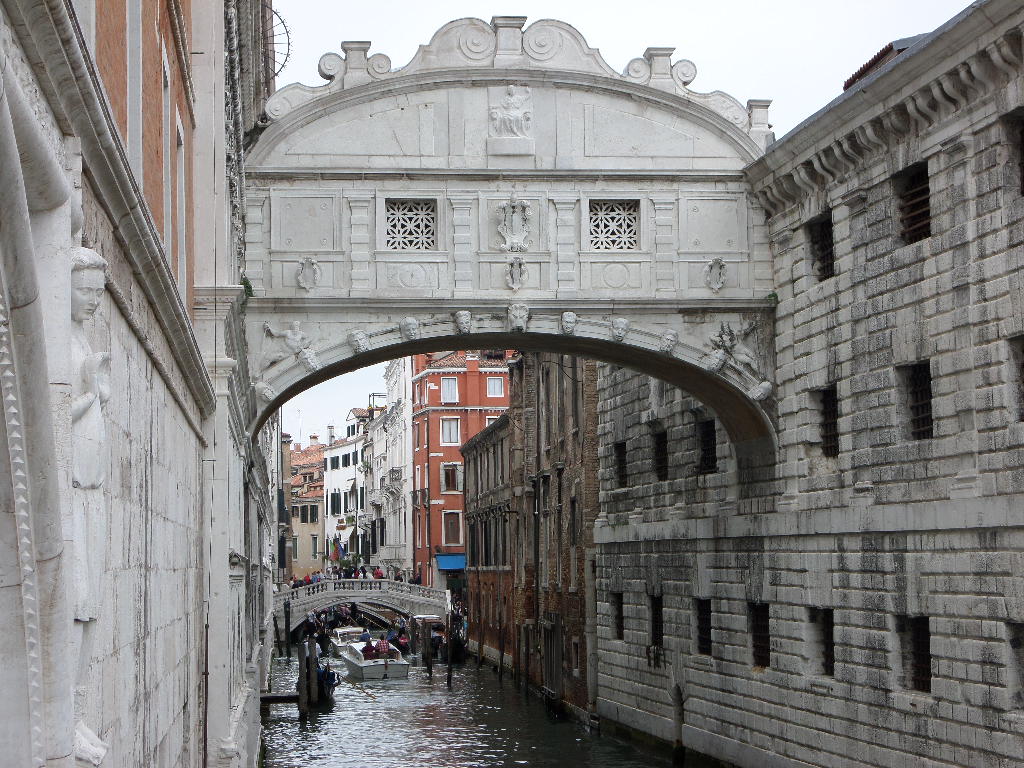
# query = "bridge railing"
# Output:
<box><xmin>274</xmin><ymin>578</ymin><xmax>446</xmax><ymax>611</ymax></box>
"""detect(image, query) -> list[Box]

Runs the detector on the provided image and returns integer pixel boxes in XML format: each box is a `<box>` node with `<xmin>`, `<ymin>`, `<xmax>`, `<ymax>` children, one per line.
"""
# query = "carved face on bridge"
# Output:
<box><xmin>71</xmin><ymin>248</ymin><xmax>108</xmax><ymax>323</ymax></box>
<box><xmin>611</xmin><ymin>317</ymin><xmax>630</xmax><ymax>342</ymax></box>
<box><xmin>399</xmin><ymin>316</ymin><xmax>420</xmax><ymax>341</ymax></box>
<box><xmin>560</xmin><ymin>311</ymin><xmax>578</xmax><ymax>335</ymax></box>
<box><xmin>453</xmin><ymin>311</ymin><xmax>472</xmax><ymax>334</ymax></box>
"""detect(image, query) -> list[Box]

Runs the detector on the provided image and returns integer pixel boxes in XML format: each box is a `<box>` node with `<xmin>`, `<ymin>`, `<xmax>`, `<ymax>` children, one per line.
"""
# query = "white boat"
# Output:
<box><xmin>329</xmin><ymin>627</ymin><xmax>365</xmax><ymax>657</ymax></box>
<box><xmin>338</xmin><ymin>641</ymin><xmax>411</xmax><ymax>680</ymax></box>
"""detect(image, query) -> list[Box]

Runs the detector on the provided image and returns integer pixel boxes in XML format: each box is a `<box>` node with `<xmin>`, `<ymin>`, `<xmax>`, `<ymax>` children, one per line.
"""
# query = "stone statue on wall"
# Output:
<box><xmin>69</xmin><ymin>246</ymin><xmax>111</xmax><ymax>766</ymax></box>
<box><xmin>264</xmin><ymin>321</ymin><xmax>321</xmax><ymax>372</ymax></box>
<box><xmin>399</xmin><ymin>316</ymin><xmax>420</xmax><ymax>341</ymax></box>
<box><xmin>489</xmin><ymin>85</ymin><xmax>532</xmax><ymax>138</ymax></box>
<box><xmin>453</xmin><ymin>311</ymin><xmax>473</xmax><ymax>334</ymax></box>
<box><xmin>560</xmin><ymin>311</ymin><xmax>578</xmax><ymax>335</ymax></box>
<box><xmin>507</xmin><ymin>303</ymin><xmax>530</xmax><ymax>332</ymax></box>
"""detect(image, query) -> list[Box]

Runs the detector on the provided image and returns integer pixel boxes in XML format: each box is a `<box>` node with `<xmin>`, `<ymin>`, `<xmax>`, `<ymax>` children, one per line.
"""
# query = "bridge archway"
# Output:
<box><xmin>243</xmin><ymin>16</ymin><xmax>778</xmax><ymax>458</ymax></box>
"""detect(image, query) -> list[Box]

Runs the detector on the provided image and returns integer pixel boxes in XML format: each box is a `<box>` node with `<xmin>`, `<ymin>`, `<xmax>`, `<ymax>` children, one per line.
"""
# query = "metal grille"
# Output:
<box><xmin>385</xmin><ymin>199</ymin><xmax>437</xmax><ymax>250</ymax></box>
<box><xmin>650</xmin><ymin>595</ymin><xmax>664</xmax><ymax>648</ymax></box>
<box><xmin>820</xmin><ymin>385</ymin><xmax>840</xmax><ymax>458</ymax></box>
<box><xmin>697</xmin><ymin>419</ymin><xmax>717</xmax><ymax>474</ymax></box>
<box><xmin>904</xmin><ymin>362</ymin><xmax>934</xmax><ymax>440</ymax></box>
<box><xmin>614</xmin><ymin>441</ymin><xmax>628</xmax><ymax>487</ymax></box>
<box><xmin>652</xmin><ymin>429</ymin><xmax>668</xmax><ymax>481</ymax></box>
<box><xmin>749</xmin><ymin>602</ymin><xmax>771</xmax><ymax>668</ymax></box>
<box><xmin>589</xmin><ymin>200</ymin><xmax>639</xmax><ymax>250</ymax></box>
<box><xmin>695</xmin><ymin>598</ymin><xmax>713</xmax><ymax>656</ymax></box>
<box><xmin>897</xmin><ymin>163</ymin><xmax>931</xmax><ymax>244</ymax></box>
<box><xmin>808</xmin><ymin>214</ymin><xmax>835</xmax><ymax>280</ymax></box>
<box><xmin>909</xmin><ymin>616</ymin><xmax>931</xmax><ymax>693</ymax></box>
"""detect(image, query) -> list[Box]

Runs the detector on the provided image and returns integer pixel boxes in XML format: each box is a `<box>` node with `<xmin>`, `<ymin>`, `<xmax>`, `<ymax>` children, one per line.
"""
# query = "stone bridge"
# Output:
<box><xmin>239</xmin><ymin>15</ymin><xmax>780</xmax><ymax>460</ymax></box>
<box><xmin>274</xmin><ymin>579</ymin><xmax>448</xmax><ymax>632</ymax></box>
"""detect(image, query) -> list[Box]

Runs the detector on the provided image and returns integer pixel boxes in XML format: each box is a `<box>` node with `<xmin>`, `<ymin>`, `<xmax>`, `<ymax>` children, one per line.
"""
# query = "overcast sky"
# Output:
<box><xmin>275</xmin><ymin>0</ymin><xmax>972</xmax><ymax>443</ymax></box>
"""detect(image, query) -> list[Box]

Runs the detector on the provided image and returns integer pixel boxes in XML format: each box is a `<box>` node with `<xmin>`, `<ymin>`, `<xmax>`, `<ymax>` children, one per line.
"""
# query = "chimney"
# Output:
<box><xmin>292</xmin><ymin>442</ymin><xmax>301</xmax><ymax>452</ymax></box>
<box><xmin>309</xmin><ymin>434</ymin><xmax>320</xmax><ymax>446</ymax></box>
<box><xmin>327</xmin><ymin>424</ymin><xmax>335</xmax><ymax>444</ymax></box>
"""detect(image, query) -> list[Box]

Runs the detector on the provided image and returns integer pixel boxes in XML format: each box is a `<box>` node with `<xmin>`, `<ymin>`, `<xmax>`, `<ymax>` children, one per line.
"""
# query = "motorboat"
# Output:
<box><xmin>338</xmin><ymin>641</ymin><xmax>411</xmax><ymax>680</ymax></box>
<box><xmin>329</xmin><ymin>626</ymin><xmax>365</xmax><ymax>657</ymax></box>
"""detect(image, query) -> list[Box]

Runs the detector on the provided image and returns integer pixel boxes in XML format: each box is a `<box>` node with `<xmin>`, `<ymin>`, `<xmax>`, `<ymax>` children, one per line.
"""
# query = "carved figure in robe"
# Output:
<box><xmin>69</xmin><ymin>246</ymin><xmax>111</xmax><ymax>766</ymax></box>
<box><xmin>489</xmin><ymin>85</ymin><xmax>532</xmax><ymax>138</ymax></box>
<box><xmin>264</xmin><ymin>321</ymin><xmax>321</xmax><ymax>372</ymax></box>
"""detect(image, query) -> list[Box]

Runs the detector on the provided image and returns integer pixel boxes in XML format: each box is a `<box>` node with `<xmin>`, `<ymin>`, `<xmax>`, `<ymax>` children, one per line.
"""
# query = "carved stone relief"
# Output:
<box><xmin>658</xmin><ymin>329</ymin><xmax>679</xmax><ymax>354</ymax></box>
<box><xmin>252</xmin><ymin>380</ymin><xmax>278</xmax><ymax>402</ymax></box>
<box><xmin>264</xmin><ymin>321</ymin><xmax>321</xmax><ymax>372</ymax></box>
<box><xmin>505</xmin><ymin>255</ymin><xmax>528</xmax><ymax>292</ymax></box>
<box><xmin>399</xmin><ymin>316</ymin><xmax>421</xmax><ymax>341</ymax></box>
<box><xmin>702</xmin><ymin>257</ymin><xmax>727</xmax><ymax>293</ymax></box>
<box><xmin>560</xmin><ymin>311</ymin><xmax>578</xmax><ymax>335</ymax></box>
<box><xmin>453</xmin><ymin>311</ymin><xmax>473</xmax><ymax>334</ymax></box>
<box><xmin>703</xmin><ymin>322</ymin><xmax>772</xmax><ymax>397</ymax></box>
<box><xmin>496</xmin><ymin>194</ymin><xmax>532</xmax><ymax>252</ymax></box>
<box><xmin>507</xmin><ymin>303</ymin><xmax>530</xmax><ymax>332</ymax></box>
<box><xmin>295</xmin><ymin>257</ymin><xmax>322</xmax><ymax>291</ymax></box>
<box><xmin>348</xmin><ymin>329</ymin><xmax>370</xmax><ymax>354</ymax></box>
<box><xmin>610</xmin><ymin>317</ymin><xmax>631</xmax><ymax>342</ymax></box>
<box><xmin>488</xmin><ymin>84</ymin><xmax>534</xmax><ymax>155</ymax></box>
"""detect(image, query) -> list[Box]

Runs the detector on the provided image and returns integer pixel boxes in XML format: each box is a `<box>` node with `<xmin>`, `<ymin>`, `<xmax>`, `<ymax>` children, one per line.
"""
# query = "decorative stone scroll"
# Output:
<box><xmin>295</xmin><ymin>257</ymin><xmax>322</xmax><ymax>291</ymax></box>
<box><xmin>507</xmin><ymin>303</ymin><xmax>530</xmax><ymax>332</ymax></box>
<box><xmin>496</xmin><ymin>194</ymin><xmax>532</xmax><ymax>252</ymax></box>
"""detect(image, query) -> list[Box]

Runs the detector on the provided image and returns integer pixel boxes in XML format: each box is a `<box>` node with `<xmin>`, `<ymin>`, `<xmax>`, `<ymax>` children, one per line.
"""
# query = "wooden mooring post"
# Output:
<box><xmin>307</xmin><ymin>636</ymin><xmax>319</xmax><ymax>706</ymax></box>
<box><xmin>446</xmin><ymin>612</ymin><xmax>454</xmax><ymax>690</ymax></box>
<box><xmin>296</xmin><ymin>640</ymin><xmax>308</xmax><ymax>719</ymax></box>
<box><xmin>272</xmin><ymin>614</ymin><xmax>281</xmax><ymax>656</ymax></box>
<box><xmin>283</xmin><ymin>601</ymin><xmax>292</xmax><ymax>658</ymax></box>
<box><xmin>423</xmin><ymin>624</ymin><xmax>433</xmax><ymax>678</ymax></box>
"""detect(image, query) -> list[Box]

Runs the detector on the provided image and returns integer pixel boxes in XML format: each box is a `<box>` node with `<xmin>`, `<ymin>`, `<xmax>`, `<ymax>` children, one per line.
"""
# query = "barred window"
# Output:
<box><xmin>809</xmin><ymin>607</ymin><xmax>835</xmax><ymax>677</ymax></box>
<box><xmin>697</xmin><ymin>419</ymin><xmax>717</xmax><ymax>474</ymax></box>
<box><xmin>807</xmin><ymin>212</ymin><xmax>835</xmax><ymax>280</ymax></box>
<box><xmin>749</xmin><ymin>602</ymin><xmax>771</xmax><ymax>668</ymax></box>
<box><xmin>385</xmin><ymin>199</ymin><xmax>437</xmax><ymax>250</ymax></box>
<box><xmin>818</xmin><ymin>385</ymin><xmax>840</xmax><ymax>458</ymax></box>
<box><xmin>650</xmin><ymin>595</ymin><xmax>664</xmax><ymax>648</ymax></box>
<box><xmin>897</xmin><ymin>615</ymin><xmax>931</xmax><ymax>693</ymax></box>
<box><xmin>899</xmin><ymin>362</ymin><xmax>934</xmax><ymax>440</ymax></box>
<box><xmin>1010</xmin><ymin>336</ymin><xmax>1024</xmax><ymax>421</ymax></box>
<box><xmin>611</xmin><ymin>592</ymin><xmax>624</xmax><ymax>639</ymax></box>
<box><xmin>589</xmin><ymin>200</ymin><xmax>639</xmax><ymax>250</ymax></box>
<box><xmin>652</xmin><ymin>428</ymin><xmax>669</xmax><ymax>481</ymax></box>
<box><xmin>695</xmin><ymin>598</ymin><xmax>713</xmax><ymax>656</ymax></box>
<box><xmin>1007</xmin><ymin>621</ymin><xmax>1024</xmax><ymax>708</ymax></box>
<box><xmin>895</xmin><ymin>163</ymin><xmax>931</xmax><ymax>245</ymax></box>
<box><xmin>614</xmin><ymin>441</ymin><xmax>628</xmax><ymax>488</ymax></box>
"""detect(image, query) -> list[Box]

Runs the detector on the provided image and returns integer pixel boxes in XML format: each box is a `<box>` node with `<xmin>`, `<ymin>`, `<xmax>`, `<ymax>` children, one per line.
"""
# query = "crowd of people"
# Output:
<box><xmin>288</xmin><ymin>565</ymin><xmax>424</xmax><ymax>589</ymax></box>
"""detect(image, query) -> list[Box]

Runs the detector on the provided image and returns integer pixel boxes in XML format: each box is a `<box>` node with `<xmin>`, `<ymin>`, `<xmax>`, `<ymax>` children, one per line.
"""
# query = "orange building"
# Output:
<box><xmin>411</xmin><ymin>351</ymin><xmax>512</xmax><ymax>589</ymax></box>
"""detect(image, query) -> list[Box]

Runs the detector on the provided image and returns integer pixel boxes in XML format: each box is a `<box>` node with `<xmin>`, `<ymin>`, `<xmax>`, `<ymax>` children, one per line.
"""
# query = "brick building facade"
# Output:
<box><xmin>411</xmin><ymin>351</ymin><xmax>511</xmax><ymax>588</ymax></box>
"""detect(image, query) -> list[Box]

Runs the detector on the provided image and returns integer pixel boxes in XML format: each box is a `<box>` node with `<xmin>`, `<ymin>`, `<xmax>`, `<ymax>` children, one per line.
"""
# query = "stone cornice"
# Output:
<box><xmin>245</xmin><ymin>297</ymin><xmax>777</xmax><ymax>315</ymax></box>
<box><xmin>746</xmin><ymin>0</ymin><xmax>1024</xmax><ymax>218</ymax></box>
<box><xmin>247</xmin><ymin>168</ymin><xmax>746</xmax><ymax>183</ymax></box>
<box><xmin>2</xmin><ymin>0</ymin><xmax>216</xmax><ymax>416</ymax></box>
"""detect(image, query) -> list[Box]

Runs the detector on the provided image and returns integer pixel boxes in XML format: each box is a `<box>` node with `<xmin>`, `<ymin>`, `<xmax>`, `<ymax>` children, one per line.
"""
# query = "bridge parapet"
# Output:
<box><xmin>274</xmin><ymin>579</ymin><xmax>447</xmax><ymax>631</ymax></box>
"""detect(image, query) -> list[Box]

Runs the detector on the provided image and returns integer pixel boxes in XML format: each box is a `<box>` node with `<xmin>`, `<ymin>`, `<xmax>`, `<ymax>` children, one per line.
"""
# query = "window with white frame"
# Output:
<box><xmin>486</xmin><ymin>377</ymin><xmax>504</xmax><ymax>397</ymax></box>
<box><xmin>385</xmin><ymin>199</ymin><xmax>437</xmax><ymax>250</ymax></box>
<box><xmin>443</xmin><ymin>511</ymin><xmax>462</xmax><ymax>545</ymax></box>
<box><xmin>589</xmin><ymin>199</ymin><xmax>639</xmax><ymax>250</ymax></box>
<box><xmin>441</xmin><ymin>376</ymin><xmax>459</xmax><ymax>404</ymax></box>
<box><xmin>440</xmin><ymin>417</ymin><xmax>460</xmax><ymax>445</ymax></box>
<box><xmin>441</xmin><ymin>463</ymin><xmax>463</xmax><ymax>492</ymax></box>
<box><xmin>486</xmin><ymin>416</ymin><xmax>499</xmax><ymax>426</ymax></box>
<box><xmin>311</xmin><ymin>535</ymin><xmax>318</xmax><ymax>559</ymax></box>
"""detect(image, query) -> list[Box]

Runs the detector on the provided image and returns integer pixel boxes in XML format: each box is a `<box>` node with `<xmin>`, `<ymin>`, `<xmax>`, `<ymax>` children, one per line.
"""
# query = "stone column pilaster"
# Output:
<box><xmin>347</xmin><ymin>193</ymin><xmax>373</xmax><ymax>297</ymax></box>
<box><xmin>448</xmin><ymin>193</ymin><xmax>476</xmax><ymax>296</ymax></box>
<box><xmin>650</xmin><ymin>196</ymin><xmax>677</xmax><ymax>295</ymax></box>
<box><xmin>549</xmin><ymin>195</ymin><xmax>579</xmax><ymax>299</ymax></box>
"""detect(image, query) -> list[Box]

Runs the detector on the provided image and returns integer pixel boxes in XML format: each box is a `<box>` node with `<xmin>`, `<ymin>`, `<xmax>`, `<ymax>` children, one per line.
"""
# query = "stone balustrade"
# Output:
<box><xmin>274</xmin><ymin>578</ymin><xmax>447</xmax><ymax>631</ymax></box>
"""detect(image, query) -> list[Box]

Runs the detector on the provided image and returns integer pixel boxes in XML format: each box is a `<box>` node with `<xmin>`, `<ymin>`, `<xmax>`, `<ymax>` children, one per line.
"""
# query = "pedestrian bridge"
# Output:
<box><xmin>274</xmin><ymin>579</ymin><xmax>448</xmax><ymax>632</ymax></box>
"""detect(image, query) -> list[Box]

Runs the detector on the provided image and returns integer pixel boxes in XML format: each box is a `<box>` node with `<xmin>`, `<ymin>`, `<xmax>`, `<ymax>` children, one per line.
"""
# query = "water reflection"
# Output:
<box><xmin>263</xmin><ymin>657</ymin><xmax>676</xmax><ymax>768</ymax></box>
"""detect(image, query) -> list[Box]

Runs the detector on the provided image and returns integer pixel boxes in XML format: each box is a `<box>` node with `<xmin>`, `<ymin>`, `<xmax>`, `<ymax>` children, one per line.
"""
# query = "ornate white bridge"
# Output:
<box><xmin>274</xmin><ymin>579</ymin><xmax>448</xmax><ymax>632</ymax></box>
<box><xmin>238</xmin><ymin>15</ymin><xmax>780</xmax><ymax>460</ymax></box>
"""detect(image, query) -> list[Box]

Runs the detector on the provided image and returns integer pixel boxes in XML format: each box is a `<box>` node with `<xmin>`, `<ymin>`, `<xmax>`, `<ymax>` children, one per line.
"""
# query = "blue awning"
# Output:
<box><xmin>435</xmin><ymin>554</ymin><xmax>466</xmax><ymax>571</ymax></box>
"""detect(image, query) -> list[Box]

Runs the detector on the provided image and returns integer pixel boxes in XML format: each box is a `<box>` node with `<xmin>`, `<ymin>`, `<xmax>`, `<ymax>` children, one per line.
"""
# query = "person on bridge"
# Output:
<box><xmin>373</xmin><ymin>566</ymin><xmax>384</xmax><ymax>579</ymax></box>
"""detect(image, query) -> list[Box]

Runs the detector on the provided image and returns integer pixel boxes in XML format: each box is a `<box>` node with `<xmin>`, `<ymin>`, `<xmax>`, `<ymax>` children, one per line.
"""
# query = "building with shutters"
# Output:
<box><xmin>287</xmin><ymin>436</ymin><xmax>326</xmax><ymax>579</ymax></box>
<box><xmin>323</xmin><ymin>408</ymin><xmax>377</xmax><ymax>565</ymax></box>
<box><xmin>411</xmin><ymin>350</ymin><xmax>512</xmax><ymax>588</ymax></box>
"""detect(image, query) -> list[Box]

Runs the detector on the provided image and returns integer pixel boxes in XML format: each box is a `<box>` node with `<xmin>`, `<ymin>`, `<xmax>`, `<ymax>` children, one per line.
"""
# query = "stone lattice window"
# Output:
<box><xmin>384</xmin><ymin>199</ymin><xmax>437</xmax><ymax>250</ymax></box>
<box><xmin>589</xmin><ymin>200</ymin><xmax>639</xmax><ymax>250</ymax></box>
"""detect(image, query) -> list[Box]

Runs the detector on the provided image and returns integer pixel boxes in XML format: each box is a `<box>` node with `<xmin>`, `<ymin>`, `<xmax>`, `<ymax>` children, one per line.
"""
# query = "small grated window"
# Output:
<box><xmin>695</xmin><ymin>598</ymin><xmax>713</xmax><ymax>656</ymax></box>
<box><xmin>895</xmin><ymin>163</ymin><xmax>931</xmax><ymax>245</ymax></box>
<box><xmin>697</xmin><ymin>419</ymin><xmax>717</xmax><ymax>474</ymax></box>
<box><xmin>807</xmin><ymin>213</ymin><xmax>835</xmax><ymax>280</ymax></box>
<box><xmin>749</xmin><ymin>602</ymin><xmax>771</xmax><ymax>668</ymax></box>
<box><xmin>385</xmin><ymin>199</ymin><xmax>437</xmax><ymax>250</ymax></box>
<box><xmin>614</xmin><ymin>442</ymin><xmax>628</xmax><ymax>488</ymax></box>
<box><xmin>819</xmin><ymin>385</ymin><xmax>840</xmax><ymax>458</ymax></box>
<box><xmin>900</xmin><ymin>362</ymin><xmax>934</xmax><ymax>440</ymax></box>
<box><xmin>652</xmin><ymin>428</ymin><xmax>669</xmax><ymax>481</ymax></box>
<box><xmin>589</xmin><ymin>200</ymin><xmax>640</xmax><ymax>250</ymax></box>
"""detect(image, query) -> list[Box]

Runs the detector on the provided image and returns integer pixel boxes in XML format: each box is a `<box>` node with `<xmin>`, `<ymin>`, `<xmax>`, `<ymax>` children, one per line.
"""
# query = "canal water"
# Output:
<box><xmin>262</xmin><ymin>656</ymin><xmax>723</xmax><ymax>768</ymax></box>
